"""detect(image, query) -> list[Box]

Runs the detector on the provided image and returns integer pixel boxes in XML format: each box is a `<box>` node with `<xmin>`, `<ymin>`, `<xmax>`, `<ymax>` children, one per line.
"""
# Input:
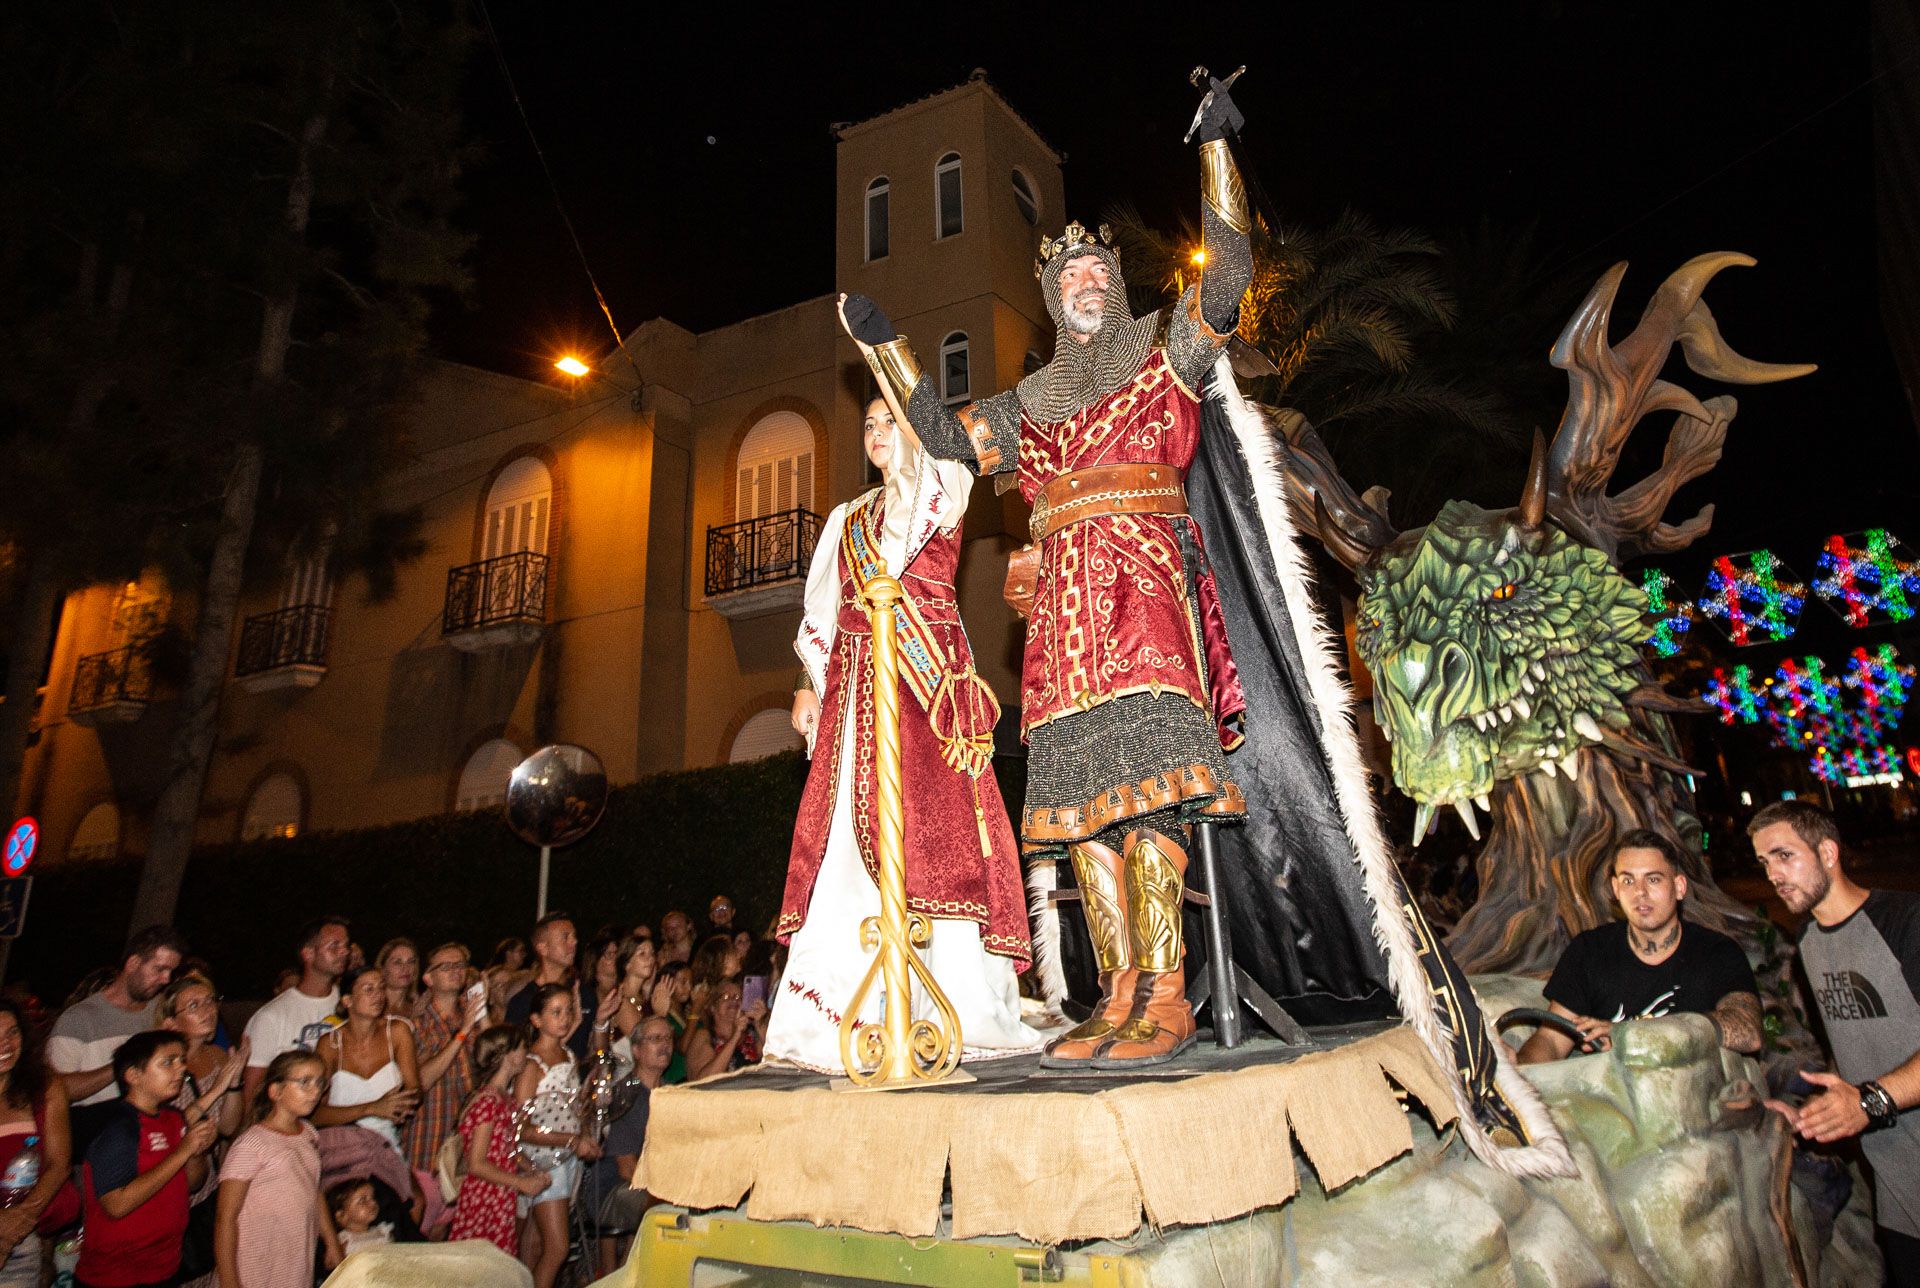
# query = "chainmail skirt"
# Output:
<box><xmin>1021</xmin><ymin>691</ymin><xmax>1242</xmax><ymax>856</ymax></box>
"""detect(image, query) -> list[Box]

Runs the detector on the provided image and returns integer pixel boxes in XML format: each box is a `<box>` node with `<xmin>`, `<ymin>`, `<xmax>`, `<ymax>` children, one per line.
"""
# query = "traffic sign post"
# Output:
<box><xmin>0</xmin><ymin>879</ymin><xmax>31</xmax><ymax>940</ymax></box>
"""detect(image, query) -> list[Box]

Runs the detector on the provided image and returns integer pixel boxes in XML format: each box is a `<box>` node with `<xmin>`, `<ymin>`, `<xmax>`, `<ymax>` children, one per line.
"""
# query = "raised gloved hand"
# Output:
<box><xmin>1195</xmin><ymin>75</ymin><xmax>1245</xmax><ymax>144</ymax></box>
<box><xmin>840</xmin><ymin>292</ymin><xmax>897</xmax><ymax>347</ymax></box>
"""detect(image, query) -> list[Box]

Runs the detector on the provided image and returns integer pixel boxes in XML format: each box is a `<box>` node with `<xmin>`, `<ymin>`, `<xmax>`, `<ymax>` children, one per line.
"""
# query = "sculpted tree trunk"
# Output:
<box><xmin>129</xmin><ymin>108</ymin><xmax>326</xmax><ymax>933</ymax></box>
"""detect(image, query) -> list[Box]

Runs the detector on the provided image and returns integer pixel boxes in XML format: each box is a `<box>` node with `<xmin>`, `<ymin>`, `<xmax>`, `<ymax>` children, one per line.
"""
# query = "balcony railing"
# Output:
<box><xmin>444</xmin><ymin>550</ymin><xmax>549</xmax><ymax>649</ymax></box>
<box><xmin>69</xmin><ymin>645</ymin><xmax>153</xmax><ymax>724</ymax></box>
<box><xmin>706</xmin><ymin>507</ymin><xmax>820</xmax><ymax>596</ymax></box>
<box><xmin>234</xmin><ymin>604</ymin><xmax>331</xmax><ymax>691</ymax></box>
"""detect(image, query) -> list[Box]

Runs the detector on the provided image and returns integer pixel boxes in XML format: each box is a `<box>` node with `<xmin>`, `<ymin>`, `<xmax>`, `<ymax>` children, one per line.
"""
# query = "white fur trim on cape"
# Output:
<box><xmin>1210</xmin><ymin>353</ymin><xmax>1574</xmax><ymax>1179</ymax></box>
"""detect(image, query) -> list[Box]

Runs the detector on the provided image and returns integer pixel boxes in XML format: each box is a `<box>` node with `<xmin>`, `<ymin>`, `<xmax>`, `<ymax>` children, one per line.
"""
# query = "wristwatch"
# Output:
<box><xmin>1860</xmin><ymin>1079</ymin><xmax>1898</xmax><ymax>1130</ymax></box>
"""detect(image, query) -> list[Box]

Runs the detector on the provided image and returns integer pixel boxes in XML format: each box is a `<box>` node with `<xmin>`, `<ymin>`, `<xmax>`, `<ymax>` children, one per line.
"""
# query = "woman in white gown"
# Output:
<box><xmin>764</xmin><ymin>395</ymin><xmax>1040</xmax><ymax>1071</ymax></box>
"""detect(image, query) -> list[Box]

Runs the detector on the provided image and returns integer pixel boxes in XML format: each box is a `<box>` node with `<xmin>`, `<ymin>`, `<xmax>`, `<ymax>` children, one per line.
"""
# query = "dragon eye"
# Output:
<box><xmin>1487</xmin><ymin>582</ymin><xmax>1519</xmax><ymax>602</ymax></box>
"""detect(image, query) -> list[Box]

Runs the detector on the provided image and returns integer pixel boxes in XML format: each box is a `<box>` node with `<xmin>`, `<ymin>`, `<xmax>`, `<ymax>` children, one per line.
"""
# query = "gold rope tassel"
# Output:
<box><xmin>836</xmin><ymin>576</ymin><xmax>968</xmax><ymax>1089</ymax></box>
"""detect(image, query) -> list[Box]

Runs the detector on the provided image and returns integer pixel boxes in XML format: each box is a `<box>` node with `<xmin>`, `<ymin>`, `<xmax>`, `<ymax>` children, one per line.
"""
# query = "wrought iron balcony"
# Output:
<box><xmin>444</xmin><ymin>550</ymin><xmax>549</xmax><ymax>650</ymax></box>
<box><xmin>69</xmin><ymin>645</ymin><xmax>153</xmax><ymax>726</ymax></box>
<box><xmin>704</xmin><ymin>508</ymin><xmax>820</xmax><ymax>619</ymax></box>
<box><xmin>234</xmin><ymin>603</ymin><xmax>331</xmax><ymax>693</ymax></box>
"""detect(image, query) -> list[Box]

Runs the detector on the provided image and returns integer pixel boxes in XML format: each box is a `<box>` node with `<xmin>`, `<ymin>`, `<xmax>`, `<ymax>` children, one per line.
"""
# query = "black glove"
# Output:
<box><xmin>1196</xmin><ymin>78</ymin><xmax>1245</xmax><ymax>144</ymax></box>
<box><xmin>842</xmin><ymin>293</ymin><xmax>897</xmax><ymax>347</ymax></box>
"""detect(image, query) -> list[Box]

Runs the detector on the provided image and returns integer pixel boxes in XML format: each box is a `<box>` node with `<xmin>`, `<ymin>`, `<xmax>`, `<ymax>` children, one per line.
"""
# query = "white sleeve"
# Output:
<box><xmin>794</xmin><ymin>502</ymin><xmax>850</xmax><ymax>708</ymax></box>
<box><xmin>43</xmin><ymin>1034</ymin><xmax>84</xmax><ymax>1075</ymax></box>
<box><xmin>243</xmin><ymin>1006</ymin><xmax>287</xmax><ymax>1069</ymax></box>
<box><xmin>890</xmin><ymin>441</ymin><xmax>975</xmax><ymax>573</ymax></box>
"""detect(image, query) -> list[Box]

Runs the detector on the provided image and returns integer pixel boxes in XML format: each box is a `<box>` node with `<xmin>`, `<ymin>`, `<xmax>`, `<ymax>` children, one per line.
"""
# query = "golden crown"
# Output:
<box><xmin>1033</xmin><ymin>221</ymin><xmax>1113</xmax><ymax>279</ymax></box>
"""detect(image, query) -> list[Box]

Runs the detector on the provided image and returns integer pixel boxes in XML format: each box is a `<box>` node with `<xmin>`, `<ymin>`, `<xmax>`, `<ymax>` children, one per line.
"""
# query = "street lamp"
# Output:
<box><xmin>554</xmin><ymin>355</ymin><xmax>590</xmax><ymax>377</ymax></box>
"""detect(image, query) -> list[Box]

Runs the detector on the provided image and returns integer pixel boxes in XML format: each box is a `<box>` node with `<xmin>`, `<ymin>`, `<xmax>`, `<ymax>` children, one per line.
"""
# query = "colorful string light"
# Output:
<box><xmin>1697</xmin><ymin>550</ymin><xmax>1806</xmax><ymax>646</ymax></box>
<box><xmin>1703</xmin><ymin>665</ymin><xmax>1765</xmax><ymax>726</ymax></box>
<box><xmin>1639</xmin><ymin>568</ymin><xmax>1694</xmax><ymax>657</ymax></box>
<box><xmin>1812</xmin><ymin>529</ymin><xmax>1919</xmax><ymax>628</ymax></box>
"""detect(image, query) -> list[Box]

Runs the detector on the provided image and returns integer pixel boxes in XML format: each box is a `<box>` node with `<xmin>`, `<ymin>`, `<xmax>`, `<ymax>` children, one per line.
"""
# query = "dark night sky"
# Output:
<box><xmin>444</xmin><ymin>4</ymin><xmax>1918</xmax><ymax>656</ymax></box>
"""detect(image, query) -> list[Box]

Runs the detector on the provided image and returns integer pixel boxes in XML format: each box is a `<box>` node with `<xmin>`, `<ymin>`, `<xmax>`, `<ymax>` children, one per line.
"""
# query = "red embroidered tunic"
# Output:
<box><xmin>777</xmin><ymin>494</ymin><xmax>1031</xmax><ymax>966</ymax></box>
<box><xmin>1018</xmin><ymin>348</ymin><xmax>1244</xmax><ymax>745</ymax></box>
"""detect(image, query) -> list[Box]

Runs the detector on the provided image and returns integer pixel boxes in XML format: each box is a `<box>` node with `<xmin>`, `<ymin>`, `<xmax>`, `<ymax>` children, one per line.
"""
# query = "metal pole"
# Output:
<box><xmin>537</xmin><ymin>845</ymin><xmax>551</xmax><ymax>919</ymax></box>
<box><xmin>1194</xmin><ymin>821</ymin><xmax>1242</xmax><ymax>1048</ymax></box>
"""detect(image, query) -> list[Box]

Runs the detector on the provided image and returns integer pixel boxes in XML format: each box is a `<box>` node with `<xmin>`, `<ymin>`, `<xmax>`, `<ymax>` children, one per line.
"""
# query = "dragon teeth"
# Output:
<box><xmin>1573</xmin><ymin>713</ymin><xmax>1604</xmax><ymax>743</ymax></box>
<box><xmin>1454</xmin><ymin>800</ymin><xmax>1482</xmax><ymax>841</ymax></box>
<box><xmin>1540</xmin><ymin>758</ymin><xmax>1558</xmax><ymax>779</ymax></box>
<box><xmin>1412</xmin><ymin>803</ymin><xmax>1435</xmax><ymax>846</ymax></box>
<box><xmin>1560</xmin><ymin>752</ymin><xmax>1581</xmax><ymax>780</ymax></box>
<box><xmin>1474</xmin><ymin>793</ymin><xmax>1491</xmax><ymax>812</ymax></box>
<box><xmin>1530</xmin><ymin>661</ymin><xmax>1547</xmax><ymax>680</ymax></box>
<box><xmin>1512</xmin><ymin>697</ymin><xmax>1531</xmax><ymax>720</ymax></box>
<box><xmin>1521</xmin><ymin>675</ymin><xmax>1537</xmax><ymax>695</ymax></box>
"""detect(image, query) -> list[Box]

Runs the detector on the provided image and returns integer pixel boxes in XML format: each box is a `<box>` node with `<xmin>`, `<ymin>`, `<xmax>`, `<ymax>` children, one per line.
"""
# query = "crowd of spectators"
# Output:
<box><xmin>12</xmin><ymin>895</ymin><xmax>775</xmax><ymax>1287</ymax></box>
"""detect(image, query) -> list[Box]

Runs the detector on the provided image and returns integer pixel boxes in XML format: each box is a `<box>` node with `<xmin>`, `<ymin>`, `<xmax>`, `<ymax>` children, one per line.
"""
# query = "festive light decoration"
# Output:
<box><xmin>1812</xmin><ymin>529</ymin><xmax>1919</xmax><ymax>628</ymax></box>
<box><xmin>1811</xmin><ymin>746</ymin><xmax>1841</xmax><ymax>784</ymax></box>
<box><xmin>1703</xmin><ymin>665</ymin><xmax>1765</xmax><ymax>726</ymax></box>
<box><xmin>1840</xmin><ymin>643</ymin><xmax>1916</xmax><ymax>715</ymax></box>
<box><xmin>1639</xmin><ymin>568</ymin><xmax>1694</xmax><ymax>657</ymax></box>
<box><xmin>1697</xmin><ymin>550</ymin><xmax>1806</xmax><ymax>646</ymax></box>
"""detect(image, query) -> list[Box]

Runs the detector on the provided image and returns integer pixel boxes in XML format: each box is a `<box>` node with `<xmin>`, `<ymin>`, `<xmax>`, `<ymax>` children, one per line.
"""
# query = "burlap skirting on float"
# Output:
<box><xmin>633</xmin><ymin>1025</ymin><xmax>1461</xmax><ymax>1244</ymax></box>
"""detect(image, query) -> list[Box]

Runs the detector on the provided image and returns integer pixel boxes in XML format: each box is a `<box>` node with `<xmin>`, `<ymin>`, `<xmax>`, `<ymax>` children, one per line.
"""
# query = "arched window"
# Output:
<box><xmin>736</xmin><ymin>411</ymin><xmax>815</xmax><ymax>522</ymax></box>
<box><xmin>1011</xmin><ymin>168</ymin><xmax>1039</xmax><ymax>226</ymax></box>
<box><xmin>241</xmin><ymin>773</ymin><xmax>303</xmax><ymax>841</ymax></box>
<box><xmin>729</xmin><ymin>709</ymin><xmax>803</xmax><ymax>763</ymax></box>
<box><xmin>939</xmin><ymin>332</ymin><xmax>970</xmax><ymax>405</ymax></box>
<box><xmin>68</xmin><ymin>802</ymin><xmax>121</xmax><ymax>861</ymax></box>
<box><xmin>456</xmin><ymin>738</ymin><xmax>523</xmax><ymax>812</ymax></box>
<box><xmin>935</xmin><ymin>152</ymin><xmax>963</xmax><ymax>239</ymax></box>
<box><xmin>483</xmin><ymin>457</ymin><xmax>551</xmax><ymax>560</ymax></box>
<box><xmin>864</xmin><ymin>177</ymin><xmax>889</xmax><ymax>262</ymax></box>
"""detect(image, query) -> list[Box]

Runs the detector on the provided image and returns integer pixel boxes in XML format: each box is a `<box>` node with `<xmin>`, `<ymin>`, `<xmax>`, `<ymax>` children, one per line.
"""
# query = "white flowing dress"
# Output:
<box><xmin>763</xmin><ymin>439</ymin><xmax>1043</xmax><ymax>1072</ymax></box>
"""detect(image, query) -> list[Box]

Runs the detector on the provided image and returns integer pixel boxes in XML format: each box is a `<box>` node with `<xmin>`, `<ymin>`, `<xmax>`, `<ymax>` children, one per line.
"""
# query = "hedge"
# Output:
<box><xmin>9</xmin><ymin>752</ymin><xmax>810</xmax><ymax>1004</ymax></box>
<box><xmin>9</xmin><ymin>750</ymin><xmax>1033</xmax><ymax>1008</ymax></box>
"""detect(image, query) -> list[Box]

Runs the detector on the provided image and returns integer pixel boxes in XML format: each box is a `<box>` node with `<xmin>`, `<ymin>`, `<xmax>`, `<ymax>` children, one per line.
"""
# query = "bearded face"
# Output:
<box><xmin>1057</xmin><ymin>255</ymin><xmax>1110</xmax><ymax>337</ymax></box>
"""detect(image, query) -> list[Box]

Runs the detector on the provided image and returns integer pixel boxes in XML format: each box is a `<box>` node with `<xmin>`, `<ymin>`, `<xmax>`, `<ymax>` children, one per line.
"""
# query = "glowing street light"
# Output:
<box><xmin>554</xmin><ymin>355</ymin><xmax>590</xmax><ymax>377</ymax></box>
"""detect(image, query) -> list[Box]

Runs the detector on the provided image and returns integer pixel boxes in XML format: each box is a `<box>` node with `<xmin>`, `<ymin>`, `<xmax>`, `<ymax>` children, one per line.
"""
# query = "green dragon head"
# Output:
<box><xmin>1352</xmin><ymin>501</ymin><xmax>1648</xmax><ymax>839</ymax></box>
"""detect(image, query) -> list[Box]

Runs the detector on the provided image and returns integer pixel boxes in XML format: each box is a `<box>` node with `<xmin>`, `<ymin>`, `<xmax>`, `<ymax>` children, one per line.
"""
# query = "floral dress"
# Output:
<box><xmin>449</xmin><ymin>1089</ymin><xmax>520</xmax><ymax>1254</ymax></box>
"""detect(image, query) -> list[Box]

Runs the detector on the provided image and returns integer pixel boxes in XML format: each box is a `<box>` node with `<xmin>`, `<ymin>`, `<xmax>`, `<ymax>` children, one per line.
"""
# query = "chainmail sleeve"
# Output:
<box><xmin>1167</xmin><ymin>138</ymin><xmax>1253</xmax><ymax>390</ymax></box>
<box><xmin>904</xmin><ymin>379</ymin><xmax>1020</xmax><ymax>477</ymax></box>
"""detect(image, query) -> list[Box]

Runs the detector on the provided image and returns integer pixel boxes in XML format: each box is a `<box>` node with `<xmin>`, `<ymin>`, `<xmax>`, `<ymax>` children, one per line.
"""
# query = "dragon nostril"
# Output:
<box><xmin>1433</xmin><ymin>640</ymin><xmax>1479</xmax><ymax>730</ymax></box>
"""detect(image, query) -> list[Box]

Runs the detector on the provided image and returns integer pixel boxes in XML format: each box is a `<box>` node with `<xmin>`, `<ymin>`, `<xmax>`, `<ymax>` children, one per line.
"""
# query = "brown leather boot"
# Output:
<box><xmin>1094</xmin><ymin>827</ymin><xmax>1197</xmax><ymax>1068</ymax></box>
<box><xmin>1040</xmin><ymin>839</ymin><xmax>1135</xmax><ymax>1068</ymax></box>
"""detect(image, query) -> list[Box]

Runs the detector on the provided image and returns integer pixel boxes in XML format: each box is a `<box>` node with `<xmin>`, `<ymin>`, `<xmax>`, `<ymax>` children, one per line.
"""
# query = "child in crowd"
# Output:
<box><xmin>215</xmin><ymin>1050</ymin><xmax>341</xmax><ymax>1288</ymax></box>
<box><xmin>326</xmin><ymin>1178</ymin><xmax>394</xmax><ymax>1258</ymax></box>
<box><xmin>76</xmin><ymin>1031</ymin><xmax>218</xmax><ymax>1288</ymax></box>
<box><xmin>516</xmin><ymin>985</ymin><xmax>600</xmax><ymax>1288</ymax></box>
<box><xmin>449</xmin><ymin>1025</ymin><xmax>547</xmax><ymax>1254</ymax></box>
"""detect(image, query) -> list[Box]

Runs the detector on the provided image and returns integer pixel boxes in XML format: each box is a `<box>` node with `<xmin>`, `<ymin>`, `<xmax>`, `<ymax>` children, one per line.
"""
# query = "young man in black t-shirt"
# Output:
<box><xmin>1518</xmin><ymin>829</ymin><xmax>1762</xmax><ymax>1064</ymax></box>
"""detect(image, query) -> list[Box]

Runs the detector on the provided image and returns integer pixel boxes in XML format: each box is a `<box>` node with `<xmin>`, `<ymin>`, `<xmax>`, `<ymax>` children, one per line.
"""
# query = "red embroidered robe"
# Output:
<box><xmin>777</xmin><ymin>491</ymin><xmax>1030</xmax><ymax>967</ymax></box>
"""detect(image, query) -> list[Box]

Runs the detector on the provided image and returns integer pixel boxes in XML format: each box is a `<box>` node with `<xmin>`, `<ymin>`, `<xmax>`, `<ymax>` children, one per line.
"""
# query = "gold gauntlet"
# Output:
<box><xmin>864</xmin><ymin>337</ymin><xmax>925</xmax><ymax>418</ymax></box>
<box><xmin>1199</xmin><ymin>138</ymin><xmax>1250</xmax><ymax>236</ymax></box>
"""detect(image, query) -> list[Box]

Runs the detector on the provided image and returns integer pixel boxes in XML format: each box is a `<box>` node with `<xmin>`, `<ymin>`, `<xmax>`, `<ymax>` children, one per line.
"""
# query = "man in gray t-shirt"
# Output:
<box><xmin>46</xmin><ymin>926</ymin><xmax>186</xmax><ymax>1108</ymax></box>
<box><xmin>1753</xmin><ymin>801</ymin><xmax>1920</xmax><ymax>1286</ymax></box>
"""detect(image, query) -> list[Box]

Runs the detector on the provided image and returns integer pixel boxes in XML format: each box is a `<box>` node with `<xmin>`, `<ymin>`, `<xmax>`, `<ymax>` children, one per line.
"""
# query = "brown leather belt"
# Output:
<box><xmin>1028</xmin><ymin>462</ymin><xmax>1188</xmax><ymax>542</ymax></box>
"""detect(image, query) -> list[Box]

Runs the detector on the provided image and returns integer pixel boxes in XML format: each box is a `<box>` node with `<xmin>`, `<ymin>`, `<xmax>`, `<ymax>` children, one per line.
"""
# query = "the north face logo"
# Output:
<box><xmin>1815</xmin><ymin>970</ymin><xmax>1888</xmax><ymax>1021</ymax></box>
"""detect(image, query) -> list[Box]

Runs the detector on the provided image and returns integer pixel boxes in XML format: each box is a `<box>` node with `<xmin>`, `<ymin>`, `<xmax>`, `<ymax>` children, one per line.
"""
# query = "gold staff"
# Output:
<box><xmin>834</xmin><ymin>301</ymin><xmax>967</xmax><ymax>1089</ymax></box>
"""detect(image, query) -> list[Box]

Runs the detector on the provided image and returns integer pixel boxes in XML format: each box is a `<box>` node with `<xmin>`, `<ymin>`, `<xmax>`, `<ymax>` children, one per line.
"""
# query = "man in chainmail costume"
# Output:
<box><xmin>841</xmin><ymin>86</ymin><xmax>1255</xmax><ymax>1069</ymax></box>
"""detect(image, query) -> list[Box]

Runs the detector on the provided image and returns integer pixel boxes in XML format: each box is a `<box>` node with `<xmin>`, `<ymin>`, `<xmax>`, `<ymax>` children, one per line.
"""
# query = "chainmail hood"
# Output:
<box><xmin>1018</xmin><ymin>240</ymin><xmax>1161</xmax><ymax>423</ymax></box>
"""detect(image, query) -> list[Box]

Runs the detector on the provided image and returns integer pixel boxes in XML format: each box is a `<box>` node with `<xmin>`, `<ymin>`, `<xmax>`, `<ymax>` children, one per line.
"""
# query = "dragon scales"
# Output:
<box><xmin>1277</xmin><ymin>253</ymin><xmax>1815</xmax><ymax>974</ymax></box>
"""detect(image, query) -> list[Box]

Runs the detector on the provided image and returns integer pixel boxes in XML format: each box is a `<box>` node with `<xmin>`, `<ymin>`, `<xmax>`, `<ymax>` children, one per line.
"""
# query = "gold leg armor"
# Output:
<box><xmin>1040</xmin><ymin>840</ymin><xmax>1137</xmax><ymax>1067</ymax></box>
<box><xmin>1095</xmin><ymin>827</ymin><xmax>1198</xmax><ymax>1068</ymax></box>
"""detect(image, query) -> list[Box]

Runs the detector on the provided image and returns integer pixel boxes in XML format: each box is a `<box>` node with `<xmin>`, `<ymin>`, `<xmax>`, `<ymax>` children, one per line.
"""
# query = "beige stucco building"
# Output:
<box><xmin>17</xmin><ymin>74</ymin><xmax>1066</xmax><ymax>863</ymax></box>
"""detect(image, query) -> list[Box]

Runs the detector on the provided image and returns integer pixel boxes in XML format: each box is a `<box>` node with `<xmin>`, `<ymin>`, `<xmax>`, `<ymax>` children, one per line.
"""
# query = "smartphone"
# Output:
<box><xmin>462</xmin><ymin>980</ymin><xmax>488</xmax><ymax>1025</ymax></box>
<box><xmin>741</xmin><ymin>974</ymin><xmax>769</xmax><ymax>1013</ymax></box>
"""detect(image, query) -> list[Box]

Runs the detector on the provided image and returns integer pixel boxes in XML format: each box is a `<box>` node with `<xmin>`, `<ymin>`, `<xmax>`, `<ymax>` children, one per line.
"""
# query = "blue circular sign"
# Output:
<box><xmin>4</xmin><ymin>819</ymin><xmax>36</xmax><ymax>877</ymax></box>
